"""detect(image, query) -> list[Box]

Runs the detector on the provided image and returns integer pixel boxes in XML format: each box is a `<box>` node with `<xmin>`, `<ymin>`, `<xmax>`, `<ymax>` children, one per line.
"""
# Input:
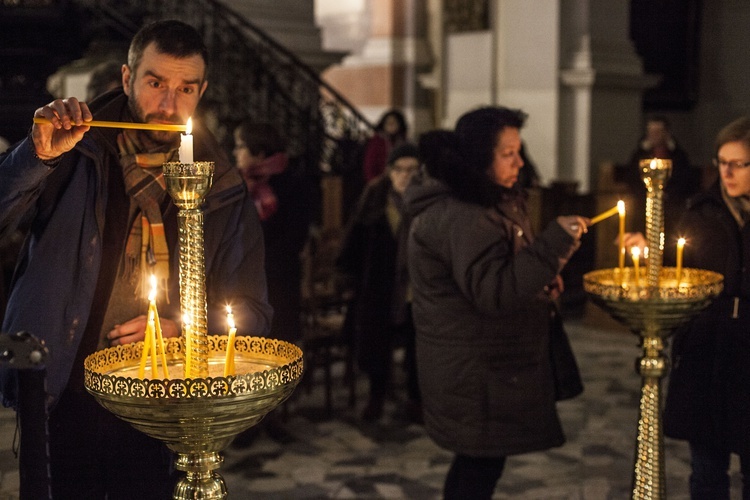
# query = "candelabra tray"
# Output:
<box><xmin>84</xmin><ymin>335</ymin><xmax>303</xmax><ymax>454</ymax></box>
<box><xmin>584</xmin><ymin>267</ymin><xmax>723</xmax><ymax>337</ymax></box>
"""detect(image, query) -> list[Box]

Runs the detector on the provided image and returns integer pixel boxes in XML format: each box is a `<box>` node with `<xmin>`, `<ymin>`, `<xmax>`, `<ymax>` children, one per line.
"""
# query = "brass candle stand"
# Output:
<box><xmin>85</xmin><ymin>161</ymin><xmax>303</xmax><ymax>499</ymax></box>
<box><xmin>584</xmin><ymin>159</ymin><xmax>723</xmax><ymax>499</ymax></box>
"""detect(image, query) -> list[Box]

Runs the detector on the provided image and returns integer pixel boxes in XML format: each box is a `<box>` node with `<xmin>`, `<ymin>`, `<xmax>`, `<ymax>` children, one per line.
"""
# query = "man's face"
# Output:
<box><xmin>122</xmin><ymin>42</ymin><xmax>207</xmax><ymax>144</ymax></box>
<box><xmin>388</xmin><ymin>156</ymin><xmax>419</xmax><ymax>194</ymax></box>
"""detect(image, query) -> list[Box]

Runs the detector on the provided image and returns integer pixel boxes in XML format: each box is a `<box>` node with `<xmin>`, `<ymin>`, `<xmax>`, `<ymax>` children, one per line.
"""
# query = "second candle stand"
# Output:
<box><xmin>162</xmin><ymin>161</ymin><xmax>213</xmax><ymax>378</ymax></box>
<box><xmin>584</xmin><ymin>158</ymin><xmax>723</xmax><ymax>499</ymax></box>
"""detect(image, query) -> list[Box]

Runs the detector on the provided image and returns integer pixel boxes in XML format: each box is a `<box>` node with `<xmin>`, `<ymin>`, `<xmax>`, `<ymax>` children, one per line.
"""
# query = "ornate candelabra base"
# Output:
<box><xmin>84</xmin><ymin>335</ymin><xmax>303</xmax><ymax>500</ymax></box>
<box><xmin>173</xmin><ymin>452</ymin><xmax>227</xmax><ymax>499</ymax></box>
<box><xmin>584</xmin><ymin>267</ymin><xmax>722</xmax><ymax>500</ymax></box>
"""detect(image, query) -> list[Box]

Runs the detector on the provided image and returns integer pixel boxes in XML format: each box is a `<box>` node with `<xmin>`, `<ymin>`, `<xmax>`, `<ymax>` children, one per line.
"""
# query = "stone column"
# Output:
<box><xmin>322</xmin><ymin>0</ymin><xmax>433</xmax><ymax>132</ymax></box>
<box><xmin>558</xmin><ymin>0</ymin><xmax>657</xmax><ymax>193</ymax></box>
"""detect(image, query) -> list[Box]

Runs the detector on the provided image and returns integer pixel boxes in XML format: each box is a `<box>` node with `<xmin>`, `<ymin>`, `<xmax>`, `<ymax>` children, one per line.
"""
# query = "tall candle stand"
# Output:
<box><xmin>84</xmin><ymin>161</ymin><xmax>303</xmax><ymax>500</ymax></box>
<box><xmin>583</xmin><ymin>158</ymin><xmax>723</xmax><ymax>500</ymax></box>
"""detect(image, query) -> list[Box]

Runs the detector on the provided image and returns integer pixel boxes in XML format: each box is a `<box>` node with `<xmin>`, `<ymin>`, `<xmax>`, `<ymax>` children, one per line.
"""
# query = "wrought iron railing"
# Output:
<box><xmin>77</xmin><ymin>0</ymin><xmax>374</xmax><ymax>175</ymax></box>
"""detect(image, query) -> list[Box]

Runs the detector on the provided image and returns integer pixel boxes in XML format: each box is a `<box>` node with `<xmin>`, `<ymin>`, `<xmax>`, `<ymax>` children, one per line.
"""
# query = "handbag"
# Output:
<box><xmin>549</xmin><ymin>303</ymin><xmax>584</xmax><ymax>400</ymax></box>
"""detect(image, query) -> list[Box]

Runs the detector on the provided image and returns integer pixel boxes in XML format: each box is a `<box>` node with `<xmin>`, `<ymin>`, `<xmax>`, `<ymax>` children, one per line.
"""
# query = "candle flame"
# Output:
<box><xmin>185</xmin><ymin>117</ymin><xmax>192</xmax><ymax>135</ymax></box>
<box><xmin>148</xmin><ymin>274</ymin><xmax>157</xmax><ymax>302</ymax></box>
<box><xmin>183</xmin><ymin>314</ymin><xmax>191</xmax><ymax>327</ymax></box>
<box><xmin>650</xmin><ymin>158</ymin><xmax>658</xmax><ymax>169</ymax></box>
<box><xmin>226</xmin><ymin>305</ymin><xmax>235</xmax><ymax>329</ymax></box>
<box><xmin>677</xmin><ymin>237</ymin><xmax>686</xmax><ymax>247</ymax></box>
<box><xmin>617</xmin><ymin>200</ymin><xmax>625</xmax><ymax>215</ymax></box>
<box><xmin>631</xmin><ymin>246</ymin><xmax>641</xmax><ymax>258</ymax></box>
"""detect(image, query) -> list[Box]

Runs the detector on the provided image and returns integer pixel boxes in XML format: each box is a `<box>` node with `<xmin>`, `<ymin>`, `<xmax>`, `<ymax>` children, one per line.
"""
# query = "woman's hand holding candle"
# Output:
<box><xmin>557</xmin><ymin>215</ymin><xmax>590</xmax><ymax>239</ymax></box>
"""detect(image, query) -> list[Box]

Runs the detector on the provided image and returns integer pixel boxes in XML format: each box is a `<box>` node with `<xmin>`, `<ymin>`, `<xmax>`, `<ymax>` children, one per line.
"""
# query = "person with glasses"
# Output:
<box><xmin>662</xmin><ymin>116</ymin><xmax>750</xmax><ymax>499</ymax></box>
<box><xmin>337</xmin><ymin>142</ymin><xmax>422</xmax><ymax>422</ymax></box>
<box><xmin>624</xmin><ymin>116</ymin><xmax>750</xmax><ymax>498</ymax></box>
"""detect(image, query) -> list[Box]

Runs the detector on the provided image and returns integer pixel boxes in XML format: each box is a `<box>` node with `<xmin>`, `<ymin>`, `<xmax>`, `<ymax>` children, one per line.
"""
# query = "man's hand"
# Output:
<box><xmin>107</xmin><ymin>315</ymin><xmax>179</xmax><ymax>346</ymax></box>
<box><xmin>32</xmin><ymin>97</ymin><xmax>92</xmax><ymax>161</ymax></box>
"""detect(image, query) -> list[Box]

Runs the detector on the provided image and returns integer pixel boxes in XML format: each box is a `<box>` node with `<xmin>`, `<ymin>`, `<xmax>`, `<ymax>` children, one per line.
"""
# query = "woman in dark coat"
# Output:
<box><xmin>338</xmin><ymin>143</ymin><xmax>421</xmax><ymax>422</ymax></box>
<box><xmin>663</xmin><ymin>116</ymin><xmax>750</xmax><ymax>499</ymax></box>
<box><xmin>405</xmin><ymin>107</ymin><xmax>587</xmax><ymax>499</ymax></box>
<box><xmin>362</xmin><ymin>109</ymin><xmax>409</xmax><ymax>183</ymax></box>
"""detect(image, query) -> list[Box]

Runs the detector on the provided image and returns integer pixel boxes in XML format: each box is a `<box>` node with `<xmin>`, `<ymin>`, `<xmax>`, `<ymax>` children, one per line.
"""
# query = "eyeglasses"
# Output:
<box><xmin>391</xmin><ymin>165</ymin><xmax>419</xmax><ymax>175</ymax></box>
<box><xmin>713</xmin><ymin>158</ymin><xmax>750</xmax><ymax>170</ymax></box>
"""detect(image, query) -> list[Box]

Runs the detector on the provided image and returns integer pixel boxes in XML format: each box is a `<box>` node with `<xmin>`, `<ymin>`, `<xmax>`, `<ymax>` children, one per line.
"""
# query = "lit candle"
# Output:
<box><xmin>618</xmin><ymin>200</ymin><xmax>626</xmax><ymax>276</ymax></box>
<box><xmin>179</xmin><ymin>117</ymin><xmax>193</xmax><ymax>164</ymax></box>
<box><xmin>183</xmin><ymin>313</ymin><xmax>192</xmax><ymax>378</ymax></box>
<box><xmin>137</xmin><ymin>313</ymin><xmax>153</xmax><ymax>379</ymax></box>
<box><xmin>589</xmin><ymin>203</ymin><xmax>621</xmax><ymax>225</ymax></box>
<box><xmin>631</xmin><ymin>246</ymin><xmax>641</xmax><ymax>287</ymax></box>
<box><xmin>146</xmin><ymin>275</ymin><xmax>169</xmax><ymax>378</ymax></box>
<box><xmin>224</xmin><ymin>305</ymin><xmax>237</xmax><ymax>377</ymax></box>
<box><xmin>138</xmin><ymin>275</ymin><xmax>161</xmax><ymax>379</ymax></box>
<box><xmin>676</xmin><ymin>237</ymin><xmax>686</xmax><ymax>284</ymax></box>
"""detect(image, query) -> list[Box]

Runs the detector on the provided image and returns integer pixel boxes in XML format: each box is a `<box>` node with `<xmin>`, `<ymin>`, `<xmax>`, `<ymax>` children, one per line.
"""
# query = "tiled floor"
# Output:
<box><xmin>0</xmin><ymin>305</ymin><xmax>743</xmax><ymax>499</ymax></box>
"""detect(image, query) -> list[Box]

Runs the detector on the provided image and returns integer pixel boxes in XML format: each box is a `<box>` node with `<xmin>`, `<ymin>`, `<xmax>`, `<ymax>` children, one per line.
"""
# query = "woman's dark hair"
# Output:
<box><xmin>715</xmin><ymin>116</ymin><xmax>750</xmax><ymax>154</ymax></box>
<box><xmin>418</xmin><ymin>129</ymin><xmax>461</xmax><ymax>182</ymax></box>
<box><xmin>419</xmin><ymin>106</ymin><xmax>526</xmax><ymax>206</ymax></box>
<box><xmin>235</xmin><ymin>121</ymin><xmax>287</xmax><ymax>157</ymax></box>
<box><xmin>375</xmin><ymin>109</ymin><xmax>408</xmax><ymax>138</ymax></box>
<box><xmin>455</xmin><ymin>106</ymin><xmax>526</xmax><ymax>173</ymax></box>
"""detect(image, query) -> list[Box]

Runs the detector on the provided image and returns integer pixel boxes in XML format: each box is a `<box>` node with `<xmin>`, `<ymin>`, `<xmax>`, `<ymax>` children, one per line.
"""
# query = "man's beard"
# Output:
<box><xmin>128</xmin><ymin>93</ymin><xmax>182</xmax><ymax>146</ymax></box>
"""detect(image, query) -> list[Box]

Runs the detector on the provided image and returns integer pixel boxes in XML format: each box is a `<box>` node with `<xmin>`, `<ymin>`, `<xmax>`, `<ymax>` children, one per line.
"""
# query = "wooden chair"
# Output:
<box><xmin>298</xmin><ymin>227</ymin><xmax>357</xmax><ymax>416</ymax></box>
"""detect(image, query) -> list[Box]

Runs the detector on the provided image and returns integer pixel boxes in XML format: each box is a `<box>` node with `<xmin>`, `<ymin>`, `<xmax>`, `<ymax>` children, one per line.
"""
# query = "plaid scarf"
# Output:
<box><xmin>117</xmin><ymin>129</ymin><xmax>177</xmax><ymax>299</ymax></box>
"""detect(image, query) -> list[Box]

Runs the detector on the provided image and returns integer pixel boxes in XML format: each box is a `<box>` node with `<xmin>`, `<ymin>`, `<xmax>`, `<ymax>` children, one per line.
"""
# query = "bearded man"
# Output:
<box><xmin>0</xmin><ymin>20</ymin><xmax>272</xmax><ymax>499</ymax></box>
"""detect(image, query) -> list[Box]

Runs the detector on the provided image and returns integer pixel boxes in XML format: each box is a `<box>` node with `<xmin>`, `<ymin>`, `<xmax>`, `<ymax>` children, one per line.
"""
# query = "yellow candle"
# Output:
<box><xmin>618</xmin><ymin>200</ymin><xmax>626</xmax><ymax>275</ymax></box>
<box><xmin>631</xmin><ymin>246</ymin><xmax>641</xmax><ymax>287</ymax></box>
<box><xmin>147</xmin><ymin>309</ymin><xmax>158</xmax><ymax>378</ymax></box>
<box><xmin>589</xmin><ymin>204</ymin><xmax>620</xmax><ymax>225</ymax></box>
<box><xmin>151</xmin><ymin>305</ymin><xmax>169</xmax><ymax>379</ymax></box>
<box><xmin>138</xmin><ymin>275</ymin><xmax>161</xmax><ymax>379</ymax></box>
<box><xmin>137</xmin><ymin>316</ymin><xmax>152</xmax><ymax>379</ymax></box>
<box><xmin>145</xmin><ymin>275</ymin><xmax>169</xmax><ymax>378</ymax></box>
<box><xmin>183</xmin><ymin>314</ymin><xmax>192</xmax><ymax>378</ymax></box>
<box><xmin>224</xmin><ymin>305</ymin><xmax>237</xmax><ymax>377</ymax></box>
<box><xmin>33</xmin><ymin>116</ymin><xmax>187</xmax><ymax>132</ymax></box>
<box><xmin>676</xmin><ymin>237</ymin><xmax>686</xmax><ymax>283</ymax></box>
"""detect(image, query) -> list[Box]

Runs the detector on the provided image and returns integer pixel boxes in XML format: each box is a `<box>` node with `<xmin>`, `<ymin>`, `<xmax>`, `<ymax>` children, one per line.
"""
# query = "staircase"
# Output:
<box><xmin>0</xmin><ymin>0</ymin><xmax>374</xmax><ymax>179</ymax></box>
